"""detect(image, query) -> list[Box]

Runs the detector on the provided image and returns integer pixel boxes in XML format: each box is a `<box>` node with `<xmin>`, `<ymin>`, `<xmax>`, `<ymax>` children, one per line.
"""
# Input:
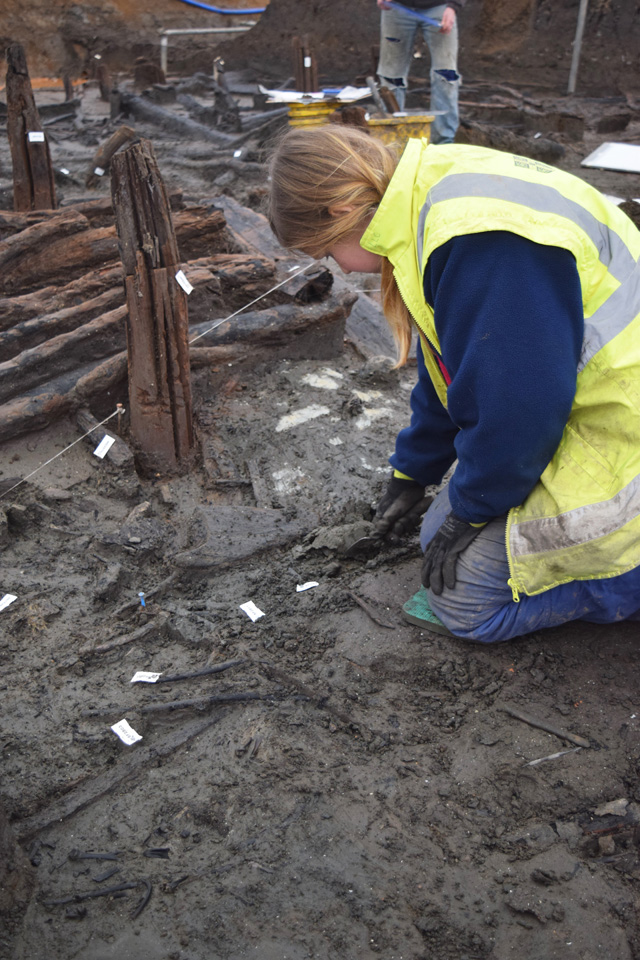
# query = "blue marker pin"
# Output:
<box><xmin>138</xmin><ymin>591</ymin><xmax>146</xmax><ymax>608</ymax></box>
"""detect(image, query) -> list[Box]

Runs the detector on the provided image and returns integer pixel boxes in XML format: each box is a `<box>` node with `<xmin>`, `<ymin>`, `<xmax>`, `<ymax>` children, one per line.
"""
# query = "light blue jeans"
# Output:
<box><xmin>377</xmin><ymin>3</ymin><xmax>460</xmax><ymax>144</ymax></box>
<box><xmin>420</xmin><ymin>483</ymin><xmax>640</xmax><ymax>643</ymax></box>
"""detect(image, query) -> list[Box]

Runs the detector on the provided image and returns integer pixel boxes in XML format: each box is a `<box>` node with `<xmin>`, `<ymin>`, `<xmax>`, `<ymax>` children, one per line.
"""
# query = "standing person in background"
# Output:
<box><xmin>376</xmin><ymin>0</ymin><xmax>465</xmax><ymax>144</ymax></box>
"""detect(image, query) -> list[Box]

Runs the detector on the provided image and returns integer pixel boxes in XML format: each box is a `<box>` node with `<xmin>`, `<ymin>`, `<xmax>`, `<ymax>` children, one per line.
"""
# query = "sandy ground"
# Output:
<box><xmin>1</xmin><ymin>35</ymin><xmax>640</xmax><ymax>960</ymax></box>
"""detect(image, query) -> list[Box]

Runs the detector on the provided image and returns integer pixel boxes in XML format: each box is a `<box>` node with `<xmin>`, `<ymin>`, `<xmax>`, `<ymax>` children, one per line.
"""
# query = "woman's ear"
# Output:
<box><xmin>328</xmin><ymin>204</ymin><xmax>355</xmax><ymax>218</ymax></box>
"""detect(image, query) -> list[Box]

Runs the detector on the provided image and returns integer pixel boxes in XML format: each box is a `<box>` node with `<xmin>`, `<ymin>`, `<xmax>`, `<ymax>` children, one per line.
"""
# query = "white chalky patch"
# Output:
<box><xmin>328</xmin><ymin>437</ymin><xmax>343</xmax><ymax>446</ymax></box>
<box><xmin>354</xmin><ymin>407</ymin><xmax>395</xmax><ymax>430</ymax></box>
<box><xmin>353</xmin><ymin>388</ymin><xmax>383</xmax><ymax>401</ymax></box>
<box><xmin>275</xmin><ymin>405</ymin><xmax>330</xmax><ymax>432</ymax></box>
<box><xmin>301</xmin><ymin>373</ymin><xmax>340</xmax><ymax>390</ymax></box>
<box><xmin>272</xmin><ymin>466</ymin><xmax>305</xmax><ymax>494</ymax></box>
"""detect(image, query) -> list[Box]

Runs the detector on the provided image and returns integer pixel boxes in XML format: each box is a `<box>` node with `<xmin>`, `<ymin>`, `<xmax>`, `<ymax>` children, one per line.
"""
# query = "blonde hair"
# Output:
<box><xmin>267</xmin><ymin>125</ymin><xmax>414</xmax><ymax>365</ymax></box>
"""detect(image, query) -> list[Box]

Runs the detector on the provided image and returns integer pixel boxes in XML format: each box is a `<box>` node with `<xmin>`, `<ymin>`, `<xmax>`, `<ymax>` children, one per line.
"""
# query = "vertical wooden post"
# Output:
<box><xmin>111</xmin><ymin>139</ymin><xmax>194</xmax><ymax>475</ymax></box>
<box><xmin>5</xmin><ymin>43</ymin><xmax>57</xmax><ymax>212</ymax></box>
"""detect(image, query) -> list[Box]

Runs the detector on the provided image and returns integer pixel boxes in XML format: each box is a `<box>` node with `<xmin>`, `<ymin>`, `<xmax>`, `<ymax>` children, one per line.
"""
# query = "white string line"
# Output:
<box><xmin>0</xmin><ymin>408</ymin><xmax>122</xmax><ymax>502</ymax></box>
<box><xmin>188</xmin><ymin>261</ymin><xmax>314</xmax><ymax>346</ymax></box>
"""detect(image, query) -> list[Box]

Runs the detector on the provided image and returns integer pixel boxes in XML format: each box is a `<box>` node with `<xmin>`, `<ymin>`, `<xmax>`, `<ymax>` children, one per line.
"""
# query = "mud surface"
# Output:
<box><xmin>2</xmin><ymin>4</ymin><xmax>640</xmax><ymax>958</ymax></box>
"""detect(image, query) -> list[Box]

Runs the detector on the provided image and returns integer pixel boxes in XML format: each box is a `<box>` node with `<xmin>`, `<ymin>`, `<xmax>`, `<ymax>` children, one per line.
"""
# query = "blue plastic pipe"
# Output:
<box><xmin>175</xmin><ymin>0</ymin><xmax>266</xmax><ymax>13</ymax></box>
<box><xmin>386</xmin><ymin>1</ymin><xmax>441</xmax><ymax>28</ymax></box>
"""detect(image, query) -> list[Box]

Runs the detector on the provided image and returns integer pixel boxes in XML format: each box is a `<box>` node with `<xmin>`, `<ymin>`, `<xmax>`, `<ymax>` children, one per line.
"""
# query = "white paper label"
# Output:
<box><xmin>0</xmin><ymin>594</ymin><xmax>17</xmax><ymax>611</ymax></box>
<box><xmin>175</xmin><ymin>270</ymin><xmax>193</xmax><ymax>295</ymax></box>
<box><xmin>240</xmin><ymin>600</ymin><xmax>265</xmax><ymax>622</ymax></box>
<box><xmin>131</xmin><ymin>671</ymin><xmax>162</xmax><ymax>683</ymax></box>
<box><xmin>93</xmin><ymin>435</ymin><xmax>116</xmax><ymax>459</ymax></box>
<box><xmin>233</xmin><ymin>149</ymin><xmax>242</xmax><ymax>158</ymax></box>
<box><xmin>60</xmin><ymin>167</ymin><xmax>70</xmax><ymax>175</ymax></box>
<box><xmin>111</xmin><ymin>718</ymin><xmax>142</xmax><ymax>745</ymax></box>
<box><xmin>296</xmin><ymin>581</ymin><xmax>319</xmax><ymax>592</ymax></box>
<box><xmin>28</xmin><ymin>131</ymin><xmax>45</xmax><ymax>142</ymax></box>
<box><xmin>304</xmin><ymin>56</ymin><xmax>312</xmax><ymax>68</ymax></box>
<box><xmin>94</xmin><ymin>166</ymin><xmax>105</xmax><ymax>176</ymax></box>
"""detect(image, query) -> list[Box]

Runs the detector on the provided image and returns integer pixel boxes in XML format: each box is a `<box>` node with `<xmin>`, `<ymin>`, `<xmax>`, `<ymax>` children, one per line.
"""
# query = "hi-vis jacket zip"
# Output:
<box><xmin>362</xmin><ymin>139</ymin><xmax>640</xmax><ymax>597</ymax></box>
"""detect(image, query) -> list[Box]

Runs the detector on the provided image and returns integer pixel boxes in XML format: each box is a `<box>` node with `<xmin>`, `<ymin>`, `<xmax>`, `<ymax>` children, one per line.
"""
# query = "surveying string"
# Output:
<box><xmin>0</xmin><ymin>407</ymin><xmax>123</xmax><ymax>501</ymax></box>
<box><xmin>188</xmin><ymin>261</ymin><xmax>315</xmax><ymax>346</ymax></box>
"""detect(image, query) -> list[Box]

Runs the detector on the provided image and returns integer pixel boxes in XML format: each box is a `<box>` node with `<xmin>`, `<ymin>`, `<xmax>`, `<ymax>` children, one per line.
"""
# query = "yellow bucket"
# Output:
<box><xmin>287</xmin><ymin>99</ymin><xmax>341</xmax><ymax>127</ymax></box>
<box><xmin>366</xmin><ymin>113</ymin><xmax>434</xmax><ymax>147</ymax></box>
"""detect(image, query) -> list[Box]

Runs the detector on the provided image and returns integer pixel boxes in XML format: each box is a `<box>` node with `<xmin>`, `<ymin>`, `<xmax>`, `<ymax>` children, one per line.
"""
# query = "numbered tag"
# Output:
<box><xmin>111</xmin><ymin>718</ymin><xmax>142</xmax><ymax>745</ymax></box>
<box><xmin>93</xmin><ymin>435</ymin><xmax>116</xmax><ymax>459</ymax></box>
<box><xmin>28</xmin><ymin>131</ymin><xmax>45</xmax><ymax>142</ymax></box>
<box><xmin>94</xmin><ymin>166</ymin><xmax>105</xmax><ymax>177</ymax></box>
<box><xmin>239</xmin><ymin>600</ymin><xmax>264</xmax><ymax>622</ymax></box>
<box><xmin>175</xmin><ymin>270</ymin><xmax>193</xmax><ymax>295</ymax></box>
<box><xmin>0</xmin><ymin>594</ymin><xmax>17</xmax><ymax>612</ymax></box>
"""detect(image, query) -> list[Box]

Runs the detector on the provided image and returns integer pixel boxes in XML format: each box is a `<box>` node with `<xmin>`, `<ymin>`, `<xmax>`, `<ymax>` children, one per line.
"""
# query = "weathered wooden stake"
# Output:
<box><xmin>111</xmin><ymin>139</ymin><xmax>194</xmax><ymax>474</ymax></box>
<box><xmin>5</xmin><ymin>43</ymin><xmax>57</xmax><ymax>211</ymax></box>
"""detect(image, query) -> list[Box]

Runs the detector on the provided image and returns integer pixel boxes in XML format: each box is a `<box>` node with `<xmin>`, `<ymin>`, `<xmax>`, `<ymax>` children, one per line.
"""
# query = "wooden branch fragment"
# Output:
<box><xmin>260</xmin><ymin>661</ymin><xmax>359</xmax><ymax>729</ymax></box>
<box><xmin>86</xmin><ymin>125</ymin><xmax>136</xmax><ymax>188</ymax></box>
<box><xmin>5</xmin><ymin>43</ymin><xmax>56</xmax><ymax>211</ymax></box>
<box><xmin>159</xmin><ymin>659</ymin><xmax>246</xmax><ymax>683</ymax></box>
<box><xmin>78</xmin><ymin>614</ymin><xmax>169</xmax><ymax>658</ymax></box>
<box><xmin>346</xmin><ymin>590</ymin><xmax>396</xmax><ymax>629</ymax></box>
<box><xmin>15</xmin><ymin>712</ymin><xmax>229</xmax><ymax>840</ymax></box>
<box><xmin>500</xmin><ymin>705</ymin><xmax>591</xmax><ymax>748</ymax></box>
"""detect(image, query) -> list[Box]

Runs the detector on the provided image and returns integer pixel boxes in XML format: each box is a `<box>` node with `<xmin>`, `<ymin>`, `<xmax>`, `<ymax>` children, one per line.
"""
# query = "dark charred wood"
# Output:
<box><xmin>5</xmin><ymin>43</ymin><xmax>57</xmax><ymax>211</ymax></box>
<box><xmin>120</xmin><ymin>92</ymin><xmax>238</xmax><ymax>146</ymax></box>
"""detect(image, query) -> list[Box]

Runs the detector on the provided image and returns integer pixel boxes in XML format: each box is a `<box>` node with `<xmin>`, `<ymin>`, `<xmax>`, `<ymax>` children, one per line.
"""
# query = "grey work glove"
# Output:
<box><xmin>421</xmin><ymin>511</ymin><xmax>484</xmax><ymax>595</ymax></box>
<box><xmin>373</xmin><ymin>475</ymin><xmax>433</xmax><ymax>538</ymax></box>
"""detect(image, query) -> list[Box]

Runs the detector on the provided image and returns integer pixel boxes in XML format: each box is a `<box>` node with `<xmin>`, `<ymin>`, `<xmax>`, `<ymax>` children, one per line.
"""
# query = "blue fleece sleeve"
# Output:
<box><xmin>392</xmin><ymin>231</ymin><xmax>584</xmax><ymax>523</ymax></box>
<box><xmin>390</xmin><ymin>340</ymin><xmax>459</xmax><ymax>483</ymax></box>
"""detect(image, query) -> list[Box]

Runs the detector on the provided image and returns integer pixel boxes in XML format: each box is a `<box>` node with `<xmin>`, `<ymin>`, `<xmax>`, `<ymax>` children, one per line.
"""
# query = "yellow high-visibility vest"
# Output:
<box><xmin>362</xmin><ymin>139</ymin><xmax>640</xmax><ymax>597</ymax></box>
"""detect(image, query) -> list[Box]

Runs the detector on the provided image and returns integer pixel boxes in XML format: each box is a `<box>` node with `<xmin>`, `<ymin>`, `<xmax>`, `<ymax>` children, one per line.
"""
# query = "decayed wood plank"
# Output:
<box><xmin>5</xmin><ymin>43</ymin><xmax>56</xmax><ymax>211</ymax></box>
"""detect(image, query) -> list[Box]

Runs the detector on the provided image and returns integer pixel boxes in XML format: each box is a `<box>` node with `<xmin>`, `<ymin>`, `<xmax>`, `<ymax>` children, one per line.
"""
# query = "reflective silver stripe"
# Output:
<box><xmin>579</xmin><ymin>259</ymin><xmax>640</xmax><ymax>370</ymax></box>
<box><xmin>416</xmin><ymin>172</ymin><xmax>636</xmax><ymax>282</ymax></box>
<box><xmin>510</xmin><ymin>471</ymin><xmax>640</xmax><ymax>558</ymax></box>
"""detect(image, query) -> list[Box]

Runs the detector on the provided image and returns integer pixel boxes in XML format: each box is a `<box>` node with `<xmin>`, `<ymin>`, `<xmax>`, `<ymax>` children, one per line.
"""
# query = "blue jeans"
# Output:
<box><xmin>377</xmin><ymin>3</ymin><xmax>460</xmax><ymax>144</ymax></box>
<box><xmin>419</xmin><ymin>483</ymin><xmax>640</xmax><ymax>643</ymax></box>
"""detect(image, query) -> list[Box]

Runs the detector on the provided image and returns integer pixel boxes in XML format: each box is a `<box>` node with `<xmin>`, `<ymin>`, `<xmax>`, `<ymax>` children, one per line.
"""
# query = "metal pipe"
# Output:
<box><xmin>160</xmin><ymin>25</ymin><xmax>256</xmax><ymax>76</ymax></box>
<box><xmin>567</xmin><ymin>0</ymin><xmax>590</xmax><ymax>94</ymax></box>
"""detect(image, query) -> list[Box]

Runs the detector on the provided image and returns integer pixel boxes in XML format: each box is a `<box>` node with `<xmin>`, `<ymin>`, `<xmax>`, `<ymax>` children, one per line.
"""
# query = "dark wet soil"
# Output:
<box><xmin>2</xmin><ymin>4</ymin><xmax>640</xmax><ymax>958</ymax></box>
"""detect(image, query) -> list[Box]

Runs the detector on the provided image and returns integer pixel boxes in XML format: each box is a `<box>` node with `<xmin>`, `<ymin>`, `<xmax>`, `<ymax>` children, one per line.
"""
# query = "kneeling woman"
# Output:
<box><xmin>267</xmin><ymin>125</ymin><xmax>640</xmax><ymax>643</ymax></box>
